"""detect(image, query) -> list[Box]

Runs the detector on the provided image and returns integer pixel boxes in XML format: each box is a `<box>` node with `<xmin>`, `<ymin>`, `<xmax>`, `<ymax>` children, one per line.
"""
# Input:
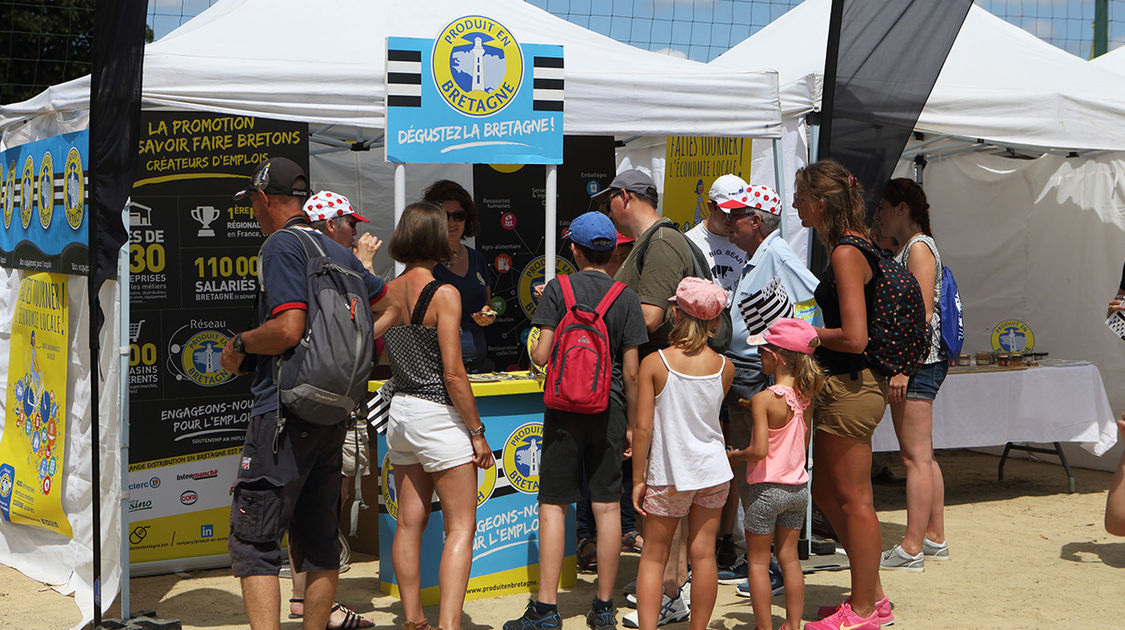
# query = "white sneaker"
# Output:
<box><xmin>922</xmin><ymin>537</ymin><xmax>950</xmax><ymax>561</ymax></box>
<box><xmin>626</xmin><ymin>582</ymin><xmax>687</xmax><ymax>609</ymax></box>
<box><xmin>621</xmin><ymin>590</ymin><xmax>689</xmax><ymax>628</ymax></box>
<box><xmin>880</xmin><ymin>544</ymin><xmax>924</xmax><ymax>572</ymax></box>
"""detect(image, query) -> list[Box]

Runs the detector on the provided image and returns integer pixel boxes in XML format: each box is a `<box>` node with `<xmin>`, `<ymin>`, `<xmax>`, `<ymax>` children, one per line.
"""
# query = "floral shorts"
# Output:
<box><xmin>642</xmin><ymin>482</ymin><xmax>730</xmax><ymax>518</ymax></box>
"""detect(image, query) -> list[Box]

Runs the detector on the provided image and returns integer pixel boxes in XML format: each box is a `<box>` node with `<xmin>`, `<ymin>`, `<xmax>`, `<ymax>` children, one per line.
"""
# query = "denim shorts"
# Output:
<box><xmin>906</xmin><ymin>360</ymin><xmax>948</xmax><ymax>401</ymax></box>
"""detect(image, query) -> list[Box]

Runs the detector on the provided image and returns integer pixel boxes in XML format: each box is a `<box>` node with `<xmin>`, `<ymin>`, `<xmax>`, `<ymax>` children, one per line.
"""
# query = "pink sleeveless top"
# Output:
<box><xmin>746</xmin><ymin>384</ymin><xmax>810</xmax><ymax>485</ymax></box>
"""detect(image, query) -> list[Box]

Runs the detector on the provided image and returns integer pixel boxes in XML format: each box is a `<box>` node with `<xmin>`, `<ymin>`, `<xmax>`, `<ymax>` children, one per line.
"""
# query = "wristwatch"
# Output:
<box><xmin>231</xmin><ymin>333</ymin><xmax>246</xmax><ymax>353</ymax></box>
<box><xmin>468</xmin><ymin>423</ymin><xmax>486</xmax><ymax>437</ymax></box>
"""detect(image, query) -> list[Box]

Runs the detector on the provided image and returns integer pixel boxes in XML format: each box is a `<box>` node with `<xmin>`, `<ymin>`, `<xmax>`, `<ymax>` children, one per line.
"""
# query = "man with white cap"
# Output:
<box><xmin>304</xmin><ymin>190</ymin><xmax>382</xmax><ymax>275</ymax></box>
<box><xmin>684</xmin><ymin>175</ymin><xmax>749</xmax><ymax>294</ymax></box>
<box><xmin>716</xmin><ymin>182</ymin><xmax>820</xmax><ymax>590</ymax></box>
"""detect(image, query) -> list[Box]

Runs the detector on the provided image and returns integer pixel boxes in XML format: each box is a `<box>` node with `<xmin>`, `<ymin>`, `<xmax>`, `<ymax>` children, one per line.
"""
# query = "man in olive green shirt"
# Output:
<box><xmin>593</xmin><ymin>169</ymin><xmax>696</xmax><ymax>357</ymax></box>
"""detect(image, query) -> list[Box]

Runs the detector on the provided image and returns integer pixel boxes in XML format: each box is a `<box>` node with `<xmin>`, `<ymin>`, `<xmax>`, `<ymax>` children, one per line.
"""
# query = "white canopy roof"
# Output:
<box><xmin>1</xmin><ymin>0</ymin><xmax>782</xmax><ymax>141</ymax></box>
<box><xmin>711</xmin><ymin>0</ymin><xmax>1125</xmax><ymax>152</ymax></box>
<box><xmin>1091</xmin><ymin>44</ymin><xmax>1125</xmax><ymax>74</ymax></box>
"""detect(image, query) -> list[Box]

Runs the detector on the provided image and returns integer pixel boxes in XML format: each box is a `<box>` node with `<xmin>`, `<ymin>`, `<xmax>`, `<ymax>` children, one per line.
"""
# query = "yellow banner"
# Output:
<box><xmin>0</xmin><ymin>272</ymin><xmax>71</xmax><ymax>537</ymax></box>
<box><xmin>662</xmin><ymin>136</ymin><xmax>753</xmax><ymax>232</ymax></box>
<box><xmin>129</xmin><ymin>506</ymin><xmax>231</xmax><ymax>564</ymax></box>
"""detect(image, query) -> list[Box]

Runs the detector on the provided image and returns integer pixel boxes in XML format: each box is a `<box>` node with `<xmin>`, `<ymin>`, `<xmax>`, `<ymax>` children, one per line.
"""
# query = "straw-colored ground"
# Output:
<box><xmin>3</xmin><ymin>450</ymin><xmax>1123</xmax><ymax>629</ymax></box>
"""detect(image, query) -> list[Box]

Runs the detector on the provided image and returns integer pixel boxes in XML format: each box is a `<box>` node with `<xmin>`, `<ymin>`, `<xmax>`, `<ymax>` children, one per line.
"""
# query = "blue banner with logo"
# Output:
<box><xmin>385</xmin><ymin>15</ymin><xmax>563</xmax><ymax>165</ymax></box>
<box><xmin>0</xmin><ymin>131</ymin><xmax>90</xmax><ymax>275</ymax></box>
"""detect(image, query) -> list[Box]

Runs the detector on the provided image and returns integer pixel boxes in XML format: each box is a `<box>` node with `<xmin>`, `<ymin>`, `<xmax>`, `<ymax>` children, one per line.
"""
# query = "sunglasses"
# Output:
<box><xmin>598</xmin><ymin>189</ymin><xmax>624</xmax><ymax>215</ymax></box>
<box><xmin>447</xmin><ymin>210</ymin><xmax>467</xmax><ymax>222</ymax></box>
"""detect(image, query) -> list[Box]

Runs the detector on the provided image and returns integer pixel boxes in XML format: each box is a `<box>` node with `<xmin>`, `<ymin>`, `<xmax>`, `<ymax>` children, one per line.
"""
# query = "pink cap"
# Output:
<box><xmin>667</xmin><ymin>277</ymin><xmax>729</xmax><ymax>320</ymax></box>
<box><xmin>303</xmin><ymin>190</ymin><xmax>368</xmax><ymax>223</ymax></box>
<box><xmin>746</xmin><ymin>318</ymin><xmax>820</xmax><ymax>354</ymax></box>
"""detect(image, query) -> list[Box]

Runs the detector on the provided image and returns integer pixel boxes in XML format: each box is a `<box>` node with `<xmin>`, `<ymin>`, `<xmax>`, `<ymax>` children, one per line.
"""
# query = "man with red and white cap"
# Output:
<box><xmin>685</xmin><ymin>174</ymin><xmax>750</xmax><ymax>294</ymax></box>
<box><xmin>716</xmin><ymin>182</ymin><xmax>820</xmax><ymax>588</ymax></box>
<box><xmin>304</xmin><ymin>191</ymin><xmax>382</xmax><ymax>275</ymax></box>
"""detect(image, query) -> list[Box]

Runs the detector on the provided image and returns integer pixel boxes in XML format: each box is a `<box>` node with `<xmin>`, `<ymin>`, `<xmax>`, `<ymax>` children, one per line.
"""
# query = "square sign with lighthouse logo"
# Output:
<box><xmin>385</xmin><ymin>15</ymin><xmax>563</xmax><ymax>164</ymax></box>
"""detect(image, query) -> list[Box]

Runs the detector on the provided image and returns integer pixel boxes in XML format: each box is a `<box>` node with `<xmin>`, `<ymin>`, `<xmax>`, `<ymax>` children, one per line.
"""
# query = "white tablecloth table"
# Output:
<box><xmin>872</xmin><ymin>362</ymin><xmax>1118</xmax><ymax>456</ymax></box>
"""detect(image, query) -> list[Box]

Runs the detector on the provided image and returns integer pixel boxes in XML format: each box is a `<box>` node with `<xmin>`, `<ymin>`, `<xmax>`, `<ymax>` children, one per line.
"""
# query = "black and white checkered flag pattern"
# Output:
<box><xmin>367</xmin><ymin>383</ymin><xmax>393</xmax><ymax>434</ymax></box>
<box><xmin>739</xmin><ymin>277</ymin><xmax>792</xmax><ymax>335</ymax></box>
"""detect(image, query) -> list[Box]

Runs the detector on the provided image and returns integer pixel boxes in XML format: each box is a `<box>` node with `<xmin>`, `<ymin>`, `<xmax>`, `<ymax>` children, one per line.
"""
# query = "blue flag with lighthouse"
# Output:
<box><xmin>386</xmin><ymin>15</ymin><xmax>563</xmax><ymax>164</ymax></box>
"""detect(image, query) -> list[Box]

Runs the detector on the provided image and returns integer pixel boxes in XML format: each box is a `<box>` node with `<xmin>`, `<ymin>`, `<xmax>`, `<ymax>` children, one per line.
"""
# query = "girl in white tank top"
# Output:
<box><xmin>631</xmin><ymin>278</ymin><xmax>734</xmax><ymax>630</ymax></box>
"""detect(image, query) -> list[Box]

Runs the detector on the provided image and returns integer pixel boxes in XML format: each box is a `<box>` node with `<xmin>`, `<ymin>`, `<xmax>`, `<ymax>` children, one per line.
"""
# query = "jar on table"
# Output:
<box><xmin>997</xmin><ymin>352</ymin><xmax>1010</xmax><ymax>367</ymax></box>
<box><xmin>975</xmin><ymin>352</ymin><xmax>993</xmax><ymax>366</ymax></box>
<box><xmin>957</xmin><ymin>353</ymin><xmax>971</xmax><ymax>366</ymax></box>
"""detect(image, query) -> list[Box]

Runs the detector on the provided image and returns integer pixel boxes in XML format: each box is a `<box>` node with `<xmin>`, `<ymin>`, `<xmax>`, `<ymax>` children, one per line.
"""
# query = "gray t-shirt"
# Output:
<box><xmin>532</xmin><ymin>270</ymin><xmax>649</xmax><ymax>361</ymax></box>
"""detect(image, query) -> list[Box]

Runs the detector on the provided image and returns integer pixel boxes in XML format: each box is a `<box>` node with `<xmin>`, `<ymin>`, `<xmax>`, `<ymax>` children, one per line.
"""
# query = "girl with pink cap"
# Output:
<box><xmin>631</xmin><ymin>277</ymin><xmax>735</xmax><ymax>630</ymax></box>
<box><xmin>728</xmin><ymin>318</ymin><xmax>826</xmax><ymax>630</ymax></box>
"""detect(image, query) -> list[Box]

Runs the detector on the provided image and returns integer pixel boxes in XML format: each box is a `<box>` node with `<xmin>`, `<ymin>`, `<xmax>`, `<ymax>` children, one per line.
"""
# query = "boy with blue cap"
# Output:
<box><xmin>506</xmin><ymin>212</ymin><xmax>648</xmax><ymax>630</ymax></box>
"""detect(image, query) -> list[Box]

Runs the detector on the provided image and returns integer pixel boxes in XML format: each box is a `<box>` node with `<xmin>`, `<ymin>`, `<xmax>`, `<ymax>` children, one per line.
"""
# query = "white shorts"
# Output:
<box><xmin>386</xmin><ymin>394</ymin><xmax>474</xmax><ymax>473</ymax></box>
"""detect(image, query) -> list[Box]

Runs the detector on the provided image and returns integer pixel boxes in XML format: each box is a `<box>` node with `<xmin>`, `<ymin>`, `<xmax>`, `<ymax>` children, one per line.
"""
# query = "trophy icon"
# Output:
<box><xmin>191</xmin><ymin>205</ymin><xmax>220</xmax><ymax>237</ymax></box>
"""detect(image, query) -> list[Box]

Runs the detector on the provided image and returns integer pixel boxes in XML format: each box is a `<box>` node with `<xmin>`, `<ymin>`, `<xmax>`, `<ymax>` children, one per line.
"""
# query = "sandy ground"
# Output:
<box><xmin>3</xmin><ymin>450</ymin><xmax>1123</xmax><ymax>629</ymax></box>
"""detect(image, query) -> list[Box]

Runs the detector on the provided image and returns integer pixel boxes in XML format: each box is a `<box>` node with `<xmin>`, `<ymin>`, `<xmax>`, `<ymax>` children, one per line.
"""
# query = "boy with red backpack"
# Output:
<box><xmin>505</xmin><ymin>211</ymin><xmax>647</xmax><ymax>630</ymax></box>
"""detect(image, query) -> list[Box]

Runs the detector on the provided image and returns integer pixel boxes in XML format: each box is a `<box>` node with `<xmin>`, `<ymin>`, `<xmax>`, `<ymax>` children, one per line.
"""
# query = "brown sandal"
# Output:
<box><xmin>403</xmin><ymin>620</ymin><xmax>435</xmax><ymax>630</ymax></box>
<box><xmin>622</xmin><ymin>530</ymin><xmax>644</xmax><ymax>552</ymax></box>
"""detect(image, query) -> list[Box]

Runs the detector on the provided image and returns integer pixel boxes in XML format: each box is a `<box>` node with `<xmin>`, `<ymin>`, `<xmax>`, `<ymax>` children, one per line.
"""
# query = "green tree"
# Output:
<box><xmin>2</xmin><ymin>0</ymin><xmax>95</xmax><ymax>105</ymax></box>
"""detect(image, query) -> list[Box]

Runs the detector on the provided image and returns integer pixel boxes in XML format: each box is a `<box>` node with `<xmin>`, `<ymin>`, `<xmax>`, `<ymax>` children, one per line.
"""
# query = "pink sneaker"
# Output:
<box><xmin>804</xmin><ymin>602</ymin><xmax>880</xmax><ymax>630</ymax></box>
<box><xmin>815</xmin><ymin>597</ymin><xmax>894</xmax><ymax>626</ymax></box>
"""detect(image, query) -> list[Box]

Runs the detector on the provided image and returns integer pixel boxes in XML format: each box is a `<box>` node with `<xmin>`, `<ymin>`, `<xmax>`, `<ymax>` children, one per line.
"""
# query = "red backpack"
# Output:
<box><xmin>544</xmin><ymin>275</ymin><xmax>626</xmax><ymax>414</ymax></box>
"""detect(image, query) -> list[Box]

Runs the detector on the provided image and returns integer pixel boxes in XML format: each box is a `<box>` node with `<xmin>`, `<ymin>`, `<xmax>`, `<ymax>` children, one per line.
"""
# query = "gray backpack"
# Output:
<box><xmin>262</xmin><ymin>227</ymin><xmax>375</xmax><ymax>426</ymax></box>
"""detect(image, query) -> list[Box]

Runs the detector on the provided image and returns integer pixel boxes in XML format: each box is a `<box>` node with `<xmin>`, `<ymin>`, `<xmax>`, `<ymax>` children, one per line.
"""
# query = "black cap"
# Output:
<box><xmin>589</xmin><ymin>168</ymin><xmax>659</xmax><ymax>207</ymax></box>
<box><xmin>233</xmin><ymin>157</ymin><xmax>310</xmax><ymax>200</ymax></box>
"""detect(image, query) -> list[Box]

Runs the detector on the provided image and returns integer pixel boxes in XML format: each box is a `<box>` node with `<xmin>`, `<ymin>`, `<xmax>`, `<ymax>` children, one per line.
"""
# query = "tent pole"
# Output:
<box><xmin>545</xmin><ymin>165</ymin><xmax>557</xmax><ymax>282</ymax></box>
<box><xmin>118</xmin><ymin>206</ymin><xmax>131</xmax><ymax>620</ymax></box>
<box><xmin>771</xmin><ymin>137</ymin><xmax>787</xmax><ymax>240</ymax></box>
<box><xmin>88</xmin><ymin>169</ymin><xmax>103</xmax><ymax>630</ymax></box>
<box><xmin>802</xmin><ymin>116</ymin><xmax>820</xmax><ymax>558</ymax></box>
<box><xmin>393</xmin><ymin>163</ymin><xmax>406</xmax><ymax>276</ymax></box>
<box><xmin>806</xmin><ymin>118</ymin><xmax>820</xmax><ymax>269</ymax></box>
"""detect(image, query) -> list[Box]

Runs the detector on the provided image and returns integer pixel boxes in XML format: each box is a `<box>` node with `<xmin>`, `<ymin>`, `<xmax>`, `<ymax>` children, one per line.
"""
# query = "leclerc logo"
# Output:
<box><xmin>149</xmin><ymin>476</ymin><xmax>161</xmax><ymax>488</ymax></box>
<box><xmin>180</xmin><ymin>490</ymin><xmax>198</xmax><ymax>505</ymax></box>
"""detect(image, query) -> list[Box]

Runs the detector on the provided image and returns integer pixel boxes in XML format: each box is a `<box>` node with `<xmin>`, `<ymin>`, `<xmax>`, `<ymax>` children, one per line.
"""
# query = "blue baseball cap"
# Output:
<box><xmin>564</xmin><ymin>211</ymin><xmax>617</xmax><ymax>251</ymax></box>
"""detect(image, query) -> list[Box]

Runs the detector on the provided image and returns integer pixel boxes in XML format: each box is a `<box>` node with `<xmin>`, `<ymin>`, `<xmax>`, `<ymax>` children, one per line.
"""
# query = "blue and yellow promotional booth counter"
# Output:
<box><xmin>374</xmin><ymin>373</ymin><xmax>576</xmax><ymax>604</ymax></box>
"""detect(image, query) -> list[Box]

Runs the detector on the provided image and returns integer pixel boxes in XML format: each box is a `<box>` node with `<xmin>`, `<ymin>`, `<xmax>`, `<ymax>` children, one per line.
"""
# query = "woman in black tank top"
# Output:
<box><xmin>383</xmin><ymin>202</ymin><xmax>494</xmax><ymax>630</ymax></box>
<box><xmin>794</xmin><ymin>161</ymin><xmax>893</xmax><ymax>629</ymax></box>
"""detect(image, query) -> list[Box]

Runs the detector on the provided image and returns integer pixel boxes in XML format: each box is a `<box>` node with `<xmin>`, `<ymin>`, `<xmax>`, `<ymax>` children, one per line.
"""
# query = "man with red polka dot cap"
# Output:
<box><xmin>715</xmin><ymin>180</ymin><xmax>820</xmax><ymax>589</ymax></box>
<box><xmin>304</xmin><ymin>191</ymin><xmax>381</xmax><ymax>274</ymax></box>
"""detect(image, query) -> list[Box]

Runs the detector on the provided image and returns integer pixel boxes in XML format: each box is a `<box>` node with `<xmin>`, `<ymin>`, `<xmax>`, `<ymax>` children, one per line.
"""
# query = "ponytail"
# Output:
<box><xmin>770</xmin><ymin>345</ymin><xmax>827</xmax><ymax>403</ymax></box>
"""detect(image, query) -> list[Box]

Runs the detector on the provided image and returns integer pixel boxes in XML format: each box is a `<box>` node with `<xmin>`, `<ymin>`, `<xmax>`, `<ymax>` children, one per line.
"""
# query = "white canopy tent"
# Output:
<box><xmin>1</xmin><ymin>0</ymin><xmax>784</xmax><ymax>274</ymax></box>
<box><xmin>710</xmin><ymin>0</ymin><xmax>1124</xmax><ymax>471</ymax></box>
<box><xmin>0</xmin><ymin>0</ymin><xmax>782</xmax><ymax>143</ymax></box>
<box><xmin>1091</xmin><ymin>40</ymin><xmax>1125</xmax><ymax>73</ymax></box>
<box><xmin>711</xmin><ymin>0</ymin><xmax>1125</xmax><ymax>154</ymax></box>
<box><xmin>0</xmin><ymin>2</ymin><xmax>786</xmax><ymax>627</ymax></box>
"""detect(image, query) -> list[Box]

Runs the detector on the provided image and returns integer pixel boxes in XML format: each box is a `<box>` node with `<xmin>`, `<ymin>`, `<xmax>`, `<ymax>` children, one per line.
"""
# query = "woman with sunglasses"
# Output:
<box><xmin>424</xmin><ymin>180</ymin><xmax>497</xmax><ymax>373</ymax></box>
